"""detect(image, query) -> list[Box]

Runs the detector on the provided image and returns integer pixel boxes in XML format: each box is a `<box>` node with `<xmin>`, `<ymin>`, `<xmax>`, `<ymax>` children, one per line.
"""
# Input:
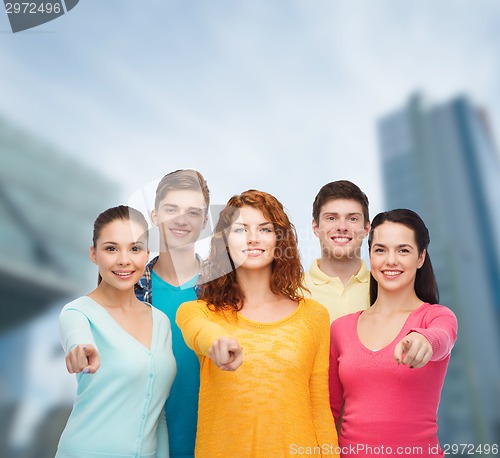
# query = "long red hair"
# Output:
<box><xmin>198</xmin><ymin>190</ymin><xmax>306</xmax><ymax>311</ymax></box>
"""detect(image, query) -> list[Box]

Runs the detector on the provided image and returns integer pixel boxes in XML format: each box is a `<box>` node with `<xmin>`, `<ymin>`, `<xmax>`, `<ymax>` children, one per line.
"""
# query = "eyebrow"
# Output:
<box><xmin>323</xmin><ymin>212</ymin><xmax>362</xmax><ymax>216</ymax></box>
<box><xmin>100</xmin><ymin>241</ymin><xmax>146</xmax><ymax>245</ymax></box>
<box><xmin>233</xmin><ymin>222</ymin><xmax>273</xmax><ymax>227</ymax></box>
<box><xmin>161</xmin><ymin>204</ymin><xmax>203</xmax><ymax>211</ymax></box>
<box><xmin>372</xmin><ymin>243</ymin><xmax>414</xmax><ymax>249</ymax></box>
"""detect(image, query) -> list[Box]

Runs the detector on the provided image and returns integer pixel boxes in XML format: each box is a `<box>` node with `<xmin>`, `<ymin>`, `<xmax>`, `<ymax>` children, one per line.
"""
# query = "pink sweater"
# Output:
<box><xmin>329</xmin><ymin>303</ymin><xmax>457</xmax><ymax>458</ymax></box>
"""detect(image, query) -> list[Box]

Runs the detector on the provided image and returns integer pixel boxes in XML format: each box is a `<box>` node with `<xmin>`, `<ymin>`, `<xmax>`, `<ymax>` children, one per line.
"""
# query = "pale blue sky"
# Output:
<box><xmin>2</xmin><ymin>0</ymin><xmax>500</xmax><ymax>265</ymax></box>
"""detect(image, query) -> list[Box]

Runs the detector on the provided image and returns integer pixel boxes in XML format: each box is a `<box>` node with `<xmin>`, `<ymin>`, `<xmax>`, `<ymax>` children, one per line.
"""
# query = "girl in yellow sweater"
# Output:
<box><xmin>177</xmin><ymin>190</ymin><xmax>339</xmax><ymax>458</ymax></box>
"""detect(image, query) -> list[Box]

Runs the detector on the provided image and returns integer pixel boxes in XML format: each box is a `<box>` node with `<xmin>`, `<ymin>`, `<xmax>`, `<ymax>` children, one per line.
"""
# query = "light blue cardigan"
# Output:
<box><xmin>56</xmin><ymin>296</ymin><xmax>176</xmax><ymax>458</ymax></box>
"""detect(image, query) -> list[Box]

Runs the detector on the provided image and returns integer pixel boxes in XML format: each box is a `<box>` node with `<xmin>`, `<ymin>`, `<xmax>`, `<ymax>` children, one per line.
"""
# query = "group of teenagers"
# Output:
<box><xmin>55</xmin><ymin>169</ymin><xmax>458</xmax><ymax>458</ymax></box>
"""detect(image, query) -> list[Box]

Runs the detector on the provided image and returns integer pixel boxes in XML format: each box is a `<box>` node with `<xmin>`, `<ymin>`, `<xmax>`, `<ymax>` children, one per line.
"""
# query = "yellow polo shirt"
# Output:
<box><xmin>303</xmin><ymin>259</ymin><xmax>371</xmax><ymax>322</ymax></box>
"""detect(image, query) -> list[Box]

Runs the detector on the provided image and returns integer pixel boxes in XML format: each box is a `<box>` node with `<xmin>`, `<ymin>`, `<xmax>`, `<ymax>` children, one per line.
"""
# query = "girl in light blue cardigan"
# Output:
<box><xmin>56</xmin><ymin>205</ymin><xmax>176</xmax><ymax>458</ymax></box>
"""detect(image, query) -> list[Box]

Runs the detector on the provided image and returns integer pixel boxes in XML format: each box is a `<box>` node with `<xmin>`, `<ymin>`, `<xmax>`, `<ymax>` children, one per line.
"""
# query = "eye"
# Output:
<box><xmin>189</xmin><ymin>211</ymin><xmax>202</xmax><ymax>217</ymax></box>
<box><xmin>233</xmin><ymin>227</ymin><xmax>246</xmax><ymax>233</ymax></box>
<box><xmin>349</xmin><ymin>217</ymin><xmax>359</xmax><ymax>222</ymax></box>
<box><xmin>261</xmin><ymin>227</ymin><xmax>273</xmax><ymax>233</ymax></box>
<box><xmin>105</xmin><ymin>246</ymin><xmax>117</xmax><ymax>252</ymax></box>
<box><xmin>373</xmin><ymin>248</ymin><xmax>385</xmax><ymax>253</ymax></box>
<box><xmin>399</xmin><ymin>248</ymin><xmax>410</xmax><ymax>254</ymax></box>
<box><xmin>131</xmin><ymin>246</ymin><xmax>142</xmax><ymax>252</ymax></box>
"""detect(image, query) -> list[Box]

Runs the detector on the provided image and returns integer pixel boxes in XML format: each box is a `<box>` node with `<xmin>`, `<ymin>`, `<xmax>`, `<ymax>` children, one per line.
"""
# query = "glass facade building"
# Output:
<box><xmin>378</xmin><ymin>94</ymin><xmax>500</xmax><ymax>447</ymax></box>
<box><xmin>0</xmin><ymin>116</ymin><xmax>118</xmax><ymax>457</ymax></box>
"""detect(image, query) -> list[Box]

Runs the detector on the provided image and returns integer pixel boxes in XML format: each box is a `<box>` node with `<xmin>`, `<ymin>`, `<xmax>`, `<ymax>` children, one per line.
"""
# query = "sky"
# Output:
<box><xmin>2</xmin><ymin>0</ymin><xmax>500</xmax><ymax>451</ymax></box>
<box><xmin>1</xmin><ymin>0</ymin><xmax>500</xmax><ymax>265</ymax></box>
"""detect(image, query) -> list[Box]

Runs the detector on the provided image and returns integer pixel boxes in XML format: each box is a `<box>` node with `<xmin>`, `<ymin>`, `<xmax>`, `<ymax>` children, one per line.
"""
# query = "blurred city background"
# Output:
<box><xmin>1</xmin><ymin>1</ymin><xmax>500</xmax><ymax>456</ymax></box>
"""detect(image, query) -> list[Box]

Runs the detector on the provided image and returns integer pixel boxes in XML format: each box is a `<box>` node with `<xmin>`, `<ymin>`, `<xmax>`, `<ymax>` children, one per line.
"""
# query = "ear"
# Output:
<box><xmin>417</xmin><ymin>249</ymin><xmax>426</xmax><ymax>269</ymax></box>
<box><xmin>312</xmin><ymin>219</ymin><xmax>320</xmax><ymax>238</ymax></box>
<box><xmin>151</xmin><ymin>209</ymin><xmax>159</xmax><ymax>227</ymax></box>
<box><xmin>89</xmin><ymin>246</ymin><xmax>98</xmax><ymax>265</ymax></box>
<box><xmin>202</xmin><ymin>212</ymin><xmax>208</xmax><ymax>230</ymax></box>
<box><xmin>363</xmin><ymin>221</ymin><xmax>370</xmax><ymax>238</ymax></box>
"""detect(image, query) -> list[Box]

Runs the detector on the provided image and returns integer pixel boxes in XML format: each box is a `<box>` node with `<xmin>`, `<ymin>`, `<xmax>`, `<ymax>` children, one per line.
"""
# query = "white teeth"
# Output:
<box><xmin>171</xmin><ymin>229</ymin><xmax>189</xmax><ymax>235</ymax></box>
<box><xmin>114</xmin><ymin>272</ymin><xmax>133</xmax><ymax>276</ymax></box>
<box><xmin>383</xmin><ymin>271</ymin><xmax>401</xmax><ymax>276</ymax></box>
<box><xmin>332</xmin><ymin>237</ymin><xmax>350</xmax><ymax>242</ymax></box>
<box><xmin>244</xmin><ymin>249</ymin><xmax>264</xmax><ymax>254</ymax></box>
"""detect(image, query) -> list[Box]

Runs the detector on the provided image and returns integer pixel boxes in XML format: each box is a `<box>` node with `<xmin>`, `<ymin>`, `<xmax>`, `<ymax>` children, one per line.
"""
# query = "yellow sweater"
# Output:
<box><xmin>176</xmin><ymin>298</ymin><xmax>339</xmax><ymax>458</ymax></box>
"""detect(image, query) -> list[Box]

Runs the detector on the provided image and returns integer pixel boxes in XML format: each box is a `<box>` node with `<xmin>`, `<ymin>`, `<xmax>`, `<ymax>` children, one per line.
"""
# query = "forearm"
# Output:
<box><xmin>176</xmin><ymin>301</ymin><xmax>234</xmax><ymax>357</ymax></box>
<box><xmin>409</xmin><ymin>307</ymin><xmax>458</xmax><ymax>361</ymax></box>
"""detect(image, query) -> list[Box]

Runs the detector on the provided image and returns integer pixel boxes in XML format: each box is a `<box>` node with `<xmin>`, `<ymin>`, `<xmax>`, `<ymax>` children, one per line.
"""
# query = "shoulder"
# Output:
<box><xmin>177</xmin><ymin>299</ymin><xmax>214</xmax><ymax>316</ymax></box>
<box><xmin>150</xmin><ymin>304</ymin><xmax>171</xmax><ymax>326</ymax></box>
<box><xmin>303</xmin><ymin>259</ymin><xmax>329</xmax><ymax>284</ymax></box>
<box><xmin>411</xmin><ymin>303</ymin><xmax>458</xmax><ymax>333</ymax></box>
<box><xmin>331</xmin><ymin>311</ymin><xmax>359</xmax><ymax>333</ymax></box>
<box><xmin>60</xmin><ymin>296</ymin><xmax>94</xmax><ymax>316</ymax></box>
<box><xmin>299</xmin><ymin>298</ymin><xmax>330</xmax><ymax>326</ymax></box>
<box><xmin>420</xmin><ymin>303</ymin><xmax>457</xmax><ymax>321</ymax></box>
<box><xmin>356</xmin><ymin>260</ymin><xmax>370</xmax><ymax>282</ymax></box>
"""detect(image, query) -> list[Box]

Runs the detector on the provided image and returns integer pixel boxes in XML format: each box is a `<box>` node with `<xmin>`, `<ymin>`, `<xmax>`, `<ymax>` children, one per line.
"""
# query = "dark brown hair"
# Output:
<box><xmin>312</xmin><ymin>180</ymin><xmax>369</xmax><ymax>224</ymax></box>
<box><xmin>368</xmin><ymin>208</ymin><xmax>439</xmax><ymax>305</ymax></box>
<box><xmin>198</xmin><ymin>190</ymin><xmax>305</xmax><ymax>311</ymax></box>
<box><xmin>93</xmin><ymin>205</ymin><xmax>149</xmax><ymax>284</ymax></box>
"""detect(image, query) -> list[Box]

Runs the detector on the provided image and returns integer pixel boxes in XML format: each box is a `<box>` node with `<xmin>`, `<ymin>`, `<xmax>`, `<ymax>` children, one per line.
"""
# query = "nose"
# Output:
<box><xmin>335</xmin><ymin>218</ymin><xmax>348</xmax><ymax>232</ymax></box>
<box><xmin>247</xmin><ymin>228</ymin><xmax>260</xmax><ymax>244</ymax></box>
<box><xmin>174</xmin><ymin>212</ymin><xmax>188</xmax><ymax>225</ymax></box>
<box><xmin>386</xmin><ymin>250</ymin><xmax>398</xmax><ymax>265</ymax></box>
<box><xmin>117</xmin><ymin>250</ymin><xmax>131</xmax><ymax>265</ymax></box>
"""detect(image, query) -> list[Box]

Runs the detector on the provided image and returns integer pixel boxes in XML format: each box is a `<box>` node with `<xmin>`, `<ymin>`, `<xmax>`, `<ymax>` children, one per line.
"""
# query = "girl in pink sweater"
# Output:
<box><xmin>329</xmin><ymin>209</ymin><xmax>457</xmax><ymax>457</ymax></box>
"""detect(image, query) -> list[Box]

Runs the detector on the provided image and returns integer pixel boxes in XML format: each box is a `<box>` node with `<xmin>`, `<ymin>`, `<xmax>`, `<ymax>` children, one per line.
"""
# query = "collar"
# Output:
<box><xmin>136</xmin><ymin>255</ymin><xmax>159</xmax><ymax>291</ymax></box>
<box><xmin>309</xmin><ymin>258</ymin><xmax>370</xmax><ymax>285</ymax></box>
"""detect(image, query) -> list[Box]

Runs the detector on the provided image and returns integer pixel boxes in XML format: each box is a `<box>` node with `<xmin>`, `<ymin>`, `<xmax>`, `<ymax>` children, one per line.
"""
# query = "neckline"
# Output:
<box><xmin>312</xmin><ymin>259</ymin><xmax>368</xmax><ymax>285</ymax></box>
<box><xmin>151</xmin><ymin>269</ymin><xmax>199</xmax><ymax>290</ymax></box>
<box><xmin>85</xmin><ymin>296</ymin><xmax>155</xmax><ymax>351</ymax></box>
<box><xmin>355</xmin><ymin>302</ymin><xmax>428</xmax><ymax>354</ymax></box>
<box><xmin>236</xmin><ymin>299</ymin><xmax>304</xmax><ymax>327</ymax></box>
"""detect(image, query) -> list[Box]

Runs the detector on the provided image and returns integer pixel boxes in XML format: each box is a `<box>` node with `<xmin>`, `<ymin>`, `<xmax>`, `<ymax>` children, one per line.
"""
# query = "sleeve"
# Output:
<box><xmin>408</xmin><ymin>305</ymin><xmax>458</xmax><ymax>361</ymax></box>
<box><xmin>155</xmin><ymin>406</ymin><xmax>168</xmax><ymax>457</ymax></box>
<box><xmin>59</xmin><ymin>307</ymin><xmax>97</xmax><ymax>354</ymax></box>
<box><xmin>176</xmin><ymin>300</ymin><xmax>235</xmax><ymax>357</ymax></box>
<box><xmin>308</xmin><ymin>305</ymin><xmax>339</xmax><ymax>456</ymax></box>
<box><xmin>328</xmin><ymin>320</ymin><xmax>344</xmax><ymax>423</ymax></box>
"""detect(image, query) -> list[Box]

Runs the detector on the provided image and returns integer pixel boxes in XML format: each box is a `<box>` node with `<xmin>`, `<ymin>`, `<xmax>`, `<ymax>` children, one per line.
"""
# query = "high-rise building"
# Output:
<box><xmin>377</xmin><ymin>93</ymin><xmax>500</xmax><ymax>446</ymax></box>
<box><xmin>0</xmin><ymin>115</ymin><xmax>119</xmax><ymax>457</ymax></box>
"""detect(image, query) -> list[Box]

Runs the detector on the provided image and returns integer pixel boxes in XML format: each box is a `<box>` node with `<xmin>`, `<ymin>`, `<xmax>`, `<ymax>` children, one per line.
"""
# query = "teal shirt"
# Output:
<box><xmin>151</xmin><ymin>271</ymin><xmax>199</xmax><ymax>458</ymax></box>
<box><xmin>57</xmin><ymin>296</ymin><xmax>175</xmax><ymax>458</ymax></box>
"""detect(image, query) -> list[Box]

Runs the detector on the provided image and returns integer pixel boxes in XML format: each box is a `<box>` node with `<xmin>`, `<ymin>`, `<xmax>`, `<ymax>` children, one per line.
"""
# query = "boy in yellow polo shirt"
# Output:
<box><xmin>303</xmin><ymin>180</ymin><xmax>371</xmax><ymax>322</ymax></box>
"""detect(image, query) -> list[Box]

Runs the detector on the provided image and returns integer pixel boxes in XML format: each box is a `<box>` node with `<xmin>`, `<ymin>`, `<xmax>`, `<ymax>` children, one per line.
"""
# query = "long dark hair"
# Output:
<box><xmin>368</xmin><ymin>209</ymin><xmax>439</xmax><ymax>305</ymax></box>
<box><xmin>198</xmin><ymin>190</ymin><xmax>305</xmax><ymax>311</ymax></box>
<box><xmin>93</xmin><ymin>205</ymin><xmax>149</xmax><ymax>285</ymax></box>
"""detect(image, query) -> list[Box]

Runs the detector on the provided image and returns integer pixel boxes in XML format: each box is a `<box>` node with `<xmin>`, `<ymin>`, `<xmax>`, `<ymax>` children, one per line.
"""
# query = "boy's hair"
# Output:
<box><xmin>312</xmin><ymin>180</ymin><xmax>369</xmax><ymax>224</ymax></box>
<box><xmin>154</xmin><ymin>169</ymin><xmax>210</xmax><ymax>211</ymax></box>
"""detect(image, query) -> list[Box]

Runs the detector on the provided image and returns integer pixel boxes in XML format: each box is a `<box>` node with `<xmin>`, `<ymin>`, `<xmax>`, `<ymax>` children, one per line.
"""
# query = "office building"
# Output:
<box><xmin>378</xmin><ymin>93</ymin><xmax>500</xmax><ymax>445</ymax></box>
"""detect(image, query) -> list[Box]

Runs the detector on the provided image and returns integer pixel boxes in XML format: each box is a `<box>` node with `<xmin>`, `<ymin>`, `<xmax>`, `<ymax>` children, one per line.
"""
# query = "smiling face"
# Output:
<box><xmin>369</xmin><ymin>221</ymin><xmax>426</xmax><ymax>294</ymax></box>
<box><xmin>226</xmin><ymin>206</ymin><xmax>277</xmax><ymax>272</ymax></box>
<box><xmin>90</xmin><ymin>219</ymin><xmax>149</xmax><ymax>291</ymax></box>
<box><xmin>152</xmin><ymin>189</ymin><xmax>208</xmax><ymax>251</ymax></box>
<box><xmin>313</xmin><ymin>198</ymin><xmax>370</xmax><ymax>260</ymax></box>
